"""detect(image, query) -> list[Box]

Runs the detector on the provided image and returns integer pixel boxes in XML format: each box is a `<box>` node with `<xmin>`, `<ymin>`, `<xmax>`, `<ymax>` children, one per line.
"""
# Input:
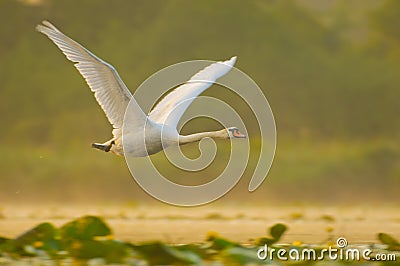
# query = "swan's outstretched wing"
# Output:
<box><xmin>148</xmin><ymin>56</ymin><xmax>237</xmax><ymax>129</ymax></box>
<box><xmin>36</xmin><ymin>21</ymin><xmax>146</xmax><ymax>129</ymax></box>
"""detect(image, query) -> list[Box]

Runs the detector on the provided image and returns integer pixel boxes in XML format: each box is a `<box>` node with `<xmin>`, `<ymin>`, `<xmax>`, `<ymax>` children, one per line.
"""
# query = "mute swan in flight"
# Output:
<box><xmin>36</xmin><ymin>21</ymin><xmax>246</xmax><ymax>157</ymax></box>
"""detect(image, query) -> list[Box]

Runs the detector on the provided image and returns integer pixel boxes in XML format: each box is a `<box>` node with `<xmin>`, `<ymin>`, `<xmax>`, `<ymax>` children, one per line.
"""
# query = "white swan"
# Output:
<box><xmin>36</xmin><ymin>21</ymin><xmax>246</xmax><ymax>157</ymax></box>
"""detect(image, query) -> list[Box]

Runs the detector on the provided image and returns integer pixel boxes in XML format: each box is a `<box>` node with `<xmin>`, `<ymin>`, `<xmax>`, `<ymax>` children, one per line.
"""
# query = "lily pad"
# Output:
<box><xmin>67</xmin><ymin>239</ymin><xmax>128</xmax><ymax>263</ymax></box>
<box><xmin>7</xmin><ymin>222</ymin><xmax>56</xmax><ymax>255</ymax></box>
<box><xmin>0</xmin><ymin>236</ymin><xmax>9</xmax><ymax>247</ymax></box>
<box><xmin>256</xmin><ymin>223</ymin><xmax>288</xmax><ymax>246</ymax></box>
<box><xmin>378</xmin><ymin>233</ymin><xmax>400</xmax><ymax>251</ymax></box>
<box><xmin>206</xmin><ymin>233</ymin><xmax>241</xmax><ymax>251</ymax></box>
<box><xmin>270</xmin><ymin>223</ymin><xmax>287</xmax><ymax>240</ymax></box>
<box><xmin>59</xmin><ymin>216</ymin><xmax>111</xmax><ymax>242</ymax></box>
<box><xmin>220</xmin><ymin>246</ymin><xmax>261</xmax><ymax>264</ymax></box>
<box><xmin>133</xmin><ymin>242</ymin><xmax>201</xmax><ymax>265</ymax></box>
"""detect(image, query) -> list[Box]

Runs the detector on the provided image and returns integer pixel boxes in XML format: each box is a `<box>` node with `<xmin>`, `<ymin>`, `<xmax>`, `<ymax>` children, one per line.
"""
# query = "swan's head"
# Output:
<box><xmin>227</xmin><ymin>127</ymin><xmax>246</xmax><ymax>139</ymax></box>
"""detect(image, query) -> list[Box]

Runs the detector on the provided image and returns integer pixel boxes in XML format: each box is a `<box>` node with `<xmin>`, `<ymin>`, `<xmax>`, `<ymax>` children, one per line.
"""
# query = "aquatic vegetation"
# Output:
<box><xmin>255</xmin><ymin>223</ymin><xmax>288</xmax><ymax>246</ymax></box>
<box><xmin>378</xmin><ymin>233</ymin><xmax>400</xmax><ymax>251</ymax></box>
<box><xmin>0</xmin><ymin>216</ymin><xmax>398</xmax><ymax>265</ymax></box>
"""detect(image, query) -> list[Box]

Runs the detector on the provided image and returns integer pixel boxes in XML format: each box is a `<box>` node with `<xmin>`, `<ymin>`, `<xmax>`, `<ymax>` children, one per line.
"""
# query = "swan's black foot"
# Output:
<box><xmin>92</xmin><ymin>141</ymin><xmax>115</xmax><ymax>152</ymax></box>
<box><xmin>92</xmin><ymin>143</ymin><xmax>111</xmax><ymax>152</ymax></box>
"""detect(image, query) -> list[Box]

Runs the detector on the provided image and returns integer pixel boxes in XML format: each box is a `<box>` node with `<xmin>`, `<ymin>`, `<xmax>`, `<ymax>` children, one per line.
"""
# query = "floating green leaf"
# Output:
<box><xmin>0</xmin><ymin>237</ymin><xmax>9</xmax><ymax>244</ymax></box>
<box><xmin>256</xmin><ymin>237</ymin><xmax>276</xmax><ymax>246</ymax></box>
<box><xmin>67</xmin><ymin>239</ymin><xmax>128</xmax><ymax>263</ymax></box>
<box><xmin>256</xmin><ymin>223</ymin><xmax>288</xmax><ymax>246</ymax></box>
<box><xmin>270</xmin><ymin>223</ymin><xmax>287</xmax><ymax>240</ymax></box>
<box><xmin>378</xmin><ymin>233</ymin><xmax>400</xmax><ymax>251</ymax></box>
<box><xmin>59</xmin><ymin>215</ymin><xmax>111</xmax><ymax>242</ymax></box>
<box><xmin>175</xmin><ymin>244</ymin><xmax>212</xmax><ymax>260</ymax></box>
<box><xmin>6</xmin><ymin>222</ymin><xmax>56</xmax><ymax>255</ymax></box>
<box><xmin>220</xmin><ymin>246</ymin><xmax>261</xmax><ymax>264</ymax></box>
<box><xmin>320</xmin><ymin>214</ymin><xmax>335</xmax><ymax>222</ymax></box>
<box><xmin>0</xmin><ymin>236</ymin><xmax>9</xmax><ymax>249</ymax></box>
<box><xmin>206</xmin><ymin>233</ymin><xmax>241</xmax><ymax>251</ymax></box>
<box><xmin>15</xmin><ymin>222</ymin><xmax>55</xmax><ymax>244</ymax></box>
<box><xmin>133</xmin><ymin>242</ymin><xmax>202</xmax><ymax>265</ymax></box>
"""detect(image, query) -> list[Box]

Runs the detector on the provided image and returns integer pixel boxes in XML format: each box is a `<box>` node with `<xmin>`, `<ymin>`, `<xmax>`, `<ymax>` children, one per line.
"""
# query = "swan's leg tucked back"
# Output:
<box><xmin>92</xmin><ymin>140</ymin><xmax>115</xmax><ymax>152</ymax></box>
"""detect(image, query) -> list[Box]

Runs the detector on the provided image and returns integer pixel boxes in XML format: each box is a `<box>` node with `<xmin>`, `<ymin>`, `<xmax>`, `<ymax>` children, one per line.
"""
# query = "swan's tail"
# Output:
<box><xmin>92</xmin><ymin>141</ymin><xmax>114</xmax><ymax>152</ymax></box>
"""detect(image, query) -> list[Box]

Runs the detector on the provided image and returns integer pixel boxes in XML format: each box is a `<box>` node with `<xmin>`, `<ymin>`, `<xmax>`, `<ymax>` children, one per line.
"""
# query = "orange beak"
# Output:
<box><xmin>233</xmin><ymin>130</ymin><xmax>246</xmax><ymax>138</ymax></box>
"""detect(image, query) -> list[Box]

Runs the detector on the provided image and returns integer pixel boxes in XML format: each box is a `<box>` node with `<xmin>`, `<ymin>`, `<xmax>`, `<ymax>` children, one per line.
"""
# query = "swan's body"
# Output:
<box><xmin>36</xmin><ymin>21</ymin><xmax>245</xmax><ymax>157</ymax></box>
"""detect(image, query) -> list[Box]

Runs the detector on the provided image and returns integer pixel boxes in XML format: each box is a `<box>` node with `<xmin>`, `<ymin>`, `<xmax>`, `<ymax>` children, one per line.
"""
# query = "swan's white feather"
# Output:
<box><xmin>37</xmin><ymin>20</ymin><xmax>240</xmax><ymax>157</ymax></box>
<box><xmin>148</xmin><ymin>56</ymin><xmax>237</xmax><ymax>129</ymax></box>
<box><xmin>36</xmin><ymin>21</ymin><xmax>146</xmax><ymax>130</ymax></box>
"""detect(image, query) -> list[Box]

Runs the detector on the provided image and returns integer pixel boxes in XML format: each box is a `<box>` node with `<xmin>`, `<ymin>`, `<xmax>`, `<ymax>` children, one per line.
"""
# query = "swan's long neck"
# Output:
<box><xmin>179</xmin><ymin>129</ymin><xmax>228</xmax><ymax>144</ymax></box>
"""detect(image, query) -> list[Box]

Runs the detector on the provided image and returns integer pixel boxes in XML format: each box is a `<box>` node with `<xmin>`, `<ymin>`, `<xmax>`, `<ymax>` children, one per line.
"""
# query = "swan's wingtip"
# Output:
<box><xmin>36</xmin><ymin>20</ymin><xmax>58</xmax><ymax>32</ymax></box>
<box><xmin>224</xmin><ymin>56</ymin><xmax>237</xmax><ymax>67</ymax></box>
<box><xmin>42</xmin><ymin>20</ymin><xmax>52</xmax><ymax>26</ymax></box>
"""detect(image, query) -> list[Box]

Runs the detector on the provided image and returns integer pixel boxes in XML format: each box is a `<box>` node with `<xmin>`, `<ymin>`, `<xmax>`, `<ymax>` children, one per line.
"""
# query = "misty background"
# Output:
<box><xmin>1</xmin><ymin>0</ymin><xmax>399</xmax><ymax>205</ymax></box>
